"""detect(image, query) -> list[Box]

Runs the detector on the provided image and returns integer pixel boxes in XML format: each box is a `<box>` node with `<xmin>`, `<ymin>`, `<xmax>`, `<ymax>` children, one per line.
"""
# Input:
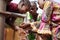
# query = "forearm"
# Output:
<box><xmin>30</xmin><ymin>21</ymin><xmax>40</xmax><ymax>32</ymax></box>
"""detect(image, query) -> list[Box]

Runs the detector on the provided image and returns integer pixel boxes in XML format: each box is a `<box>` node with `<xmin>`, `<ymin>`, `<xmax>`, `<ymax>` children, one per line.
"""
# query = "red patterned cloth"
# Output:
<box><xmin>6</xmin><ymin>2</ymin><xmax>18</xmax><ymax>12</ymax></box>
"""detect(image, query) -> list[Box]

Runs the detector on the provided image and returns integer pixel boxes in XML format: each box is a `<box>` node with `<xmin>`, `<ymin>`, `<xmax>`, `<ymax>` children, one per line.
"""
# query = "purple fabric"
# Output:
<box><xmin>53</xmin><ymin>25</ymin><xmax>60</xmax><ymax>40</ymax></box>
<box><xmin>39</xmin><ymin>2</ymin><xmax>53</xmax><ymax>30</ymax></box>
<box><xmin>52</xmin><ymin>12</ymin><xmax>60</xmax><ymax>21</ymax></box>
<box><xmin>55</xmin><ymin>25</ymin><xmax>60</xmax><ymax>34</ymax></box>
<box><xmin>39</xmin><ymin>11</ymin><xmax>46</xmax><ymax>30</ymax></box>
<box><xmin>39</xmin><ymin>1</ymin><xmax>60</xmax><ymax>40</ymax></box>
<box><xmin>52</xmin><ymin>3</ymin><xmax>60</xmax><ymax>21</ymax></box>
<box><xmin>39</xmin><ymin>21</ymin><xmax>46</xmax><ymax>30</ymax></box>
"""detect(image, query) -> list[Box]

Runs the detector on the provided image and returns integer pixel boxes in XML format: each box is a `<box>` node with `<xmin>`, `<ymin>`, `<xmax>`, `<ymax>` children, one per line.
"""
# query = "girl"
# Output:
<box><xmin>38</xmin><ymin>0</ymin><xmax>60</xmax><ymax>40</ymax></box>
<box><xmin>5</xmin><ymin>0</ymin><xmax>31</xmax><ymax>30</ymax></box>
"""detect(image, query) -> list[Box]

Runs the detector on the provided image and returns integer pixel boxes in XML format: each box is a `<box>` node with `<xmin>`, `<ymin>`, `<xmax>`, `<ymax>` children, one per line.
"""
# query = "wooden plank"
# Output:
<box><xmin>5</xmin><ymin>28</ymin><xmax>14</xmax><ymax>40</ymax></box>
<box><xmin>14</xmin><ymin>31</ymin><xmax>20</xmax><ymax>40</ymax></box>
<box><xmin>14</xmin><ymin>28</ymin><xmax>27</xmax><ymax>40</ymax></box>
<box><xmin>4</xmin><ymin>28</ymin><xmax>7</xmax><ymax>40</ymax></box>
<box><xmin>0</xmin><ymin>0</ymin><xmax>6</xmax><ymax>40</ymax></box>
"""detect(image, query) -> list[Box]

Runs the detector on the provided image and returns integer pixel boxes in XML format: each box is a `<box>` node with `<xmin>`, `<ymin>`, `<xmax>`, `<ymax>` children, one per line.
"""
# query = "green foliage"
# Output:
<box><xmin>28</xmin><ymin>32</ymin><xmax>35</xmax><ymax>40</ymax></box>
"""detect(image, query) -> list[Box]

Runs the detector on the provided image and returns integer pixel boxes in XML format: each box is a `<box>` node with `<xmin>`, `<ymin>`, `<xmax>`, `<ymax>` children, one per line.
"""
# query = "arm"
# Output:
<box><xmin>0</xmin><ymin>11</ymin><xmax>26</xmax><ymax>18</ymax></box>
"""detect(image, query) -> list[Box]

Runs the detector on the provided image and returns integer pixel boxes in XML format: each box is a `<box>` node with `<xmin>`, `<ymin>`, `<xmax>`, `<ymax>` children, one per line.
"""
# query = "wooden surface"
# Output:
<box><xmin>0</xmin><ymin>0</ymin><xmax>6</xmax><ymax>40</ymax></box>
<box><xmin>4</xmin><ymin>28</ymin><xmax>14</xmax><ymax>40</ymax></box>
<box><xmin>14</xmin><ymin>30</ymin><xmax>20</xmax><ymax>40</ymax></box>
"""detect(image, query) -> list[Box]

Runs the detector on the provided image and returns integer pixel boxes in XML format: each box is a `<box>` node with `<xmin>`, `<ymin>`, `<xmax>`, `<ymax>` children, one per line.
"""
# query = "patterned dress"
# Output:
<box><xmin>39</xmin><ymin>1</ymin><xmax>60</xmax><ymax>40</ymax></box>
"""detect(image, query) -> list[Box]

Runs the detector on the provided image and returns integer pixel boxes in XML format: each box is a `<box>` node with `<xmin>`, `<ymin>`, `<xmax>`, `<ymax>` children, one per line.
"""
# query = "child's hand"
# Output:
<box><xmin>19</xmin><ymin>23</ymin><xmax>31</xmax><ymax>29</ymax></box>
<box><xmin>30</xmin><ymin>23</ymin><xmax>38</xmax><ymax>32</ymax></box>
<box><xmin>19</xmin><ymin>28</ymin><xmax>27</xmax><ymax>40</ymax></box>
<box><xmin>15</xmin><ymin>26</ymin><xmax>20</xmax><ymax>30</ymax></box>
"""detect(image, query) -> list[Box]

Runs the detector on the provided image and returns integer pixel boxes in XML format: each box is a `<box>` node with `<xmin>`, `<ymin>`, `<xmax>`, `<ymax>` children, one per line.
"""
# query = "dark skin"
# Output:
<box><xmin>29</xmin><ymin>2</ymin><xmax>38</xmax><ymax>21</ymax></box>
<box><xmin>5</xmin><ymin>0</ymin><xmax>12</xmax><ymax>3</ymax></box>
<box><xmin>5</xmin><ymin>0</ymin><xmax>31</xmax><ymax>30</ymax></box>
<box><xmin>20</xmin><ymin>2</ymin><xmax>38</xmax><ymax>32</ymax></box>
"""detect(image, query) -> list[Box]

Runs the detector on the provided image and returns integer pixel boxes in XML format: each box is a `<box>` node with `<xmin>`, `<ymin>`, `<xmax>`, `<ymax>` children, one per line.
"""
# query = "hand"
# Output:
<box><xmin>19</xmin><ymin>23</ymin><xmax>31</xmax><ymax>29</ymax></box>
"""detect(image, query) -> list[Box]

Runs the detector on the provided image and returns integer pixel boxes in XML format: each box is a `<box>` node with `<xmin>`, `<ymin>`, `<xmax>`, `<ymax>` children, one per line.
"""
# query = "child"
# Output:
<box><xmin>5</xmin><ymin>0</ymin><xmax>31</xmax><ymax>40</ymax></box>
<box><xmin>36</xmin><ymin>0</ymin><xmax>52</xmax><ymax>40</ymax></box>
<box><xmin>20</xmin><ymin>1</ymin><xmax>41</xmax><ymax>40</ymax></box>
<box><xmin>28</xmin><ymin>2</ymin><xmax>42</xmax><ymax>40</ymax></box>
<box><xmin>29</xmin><ymin>1</ymin><xmax>39</xmax><ymax>22</ymax></box>
<box><xmin>20</xmin><ymin>1</ymin><xmax>41</xmax><ymax>32</ymax></box>
<box><xmin>5</xmin><ymin>0</ymin><xmax>31</xmax><ymax>30</ymax></box>
<box><xmin>38</xmin><ymin>0</ymin><xmax>60</xmax><ymax>40</ymax></box>
<box><xmin>38</xmin><ymin>0</ymin><xmax>52</xmax><ymax>33</ymax></box>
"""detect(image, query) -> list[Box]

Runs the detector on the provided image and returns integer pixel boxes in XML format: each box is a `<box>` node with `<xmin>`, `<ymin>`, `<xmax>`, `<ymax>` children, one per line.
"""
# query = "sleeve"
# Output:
<box><xmin>24</xmin><ymin>12</ymin><xmax>30</xmax><ymax>23</ymax></box>
<box><xmin>24</xmin><ymin>12</ymin><xmax>34</xmax><ymax>23</ymax></box>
